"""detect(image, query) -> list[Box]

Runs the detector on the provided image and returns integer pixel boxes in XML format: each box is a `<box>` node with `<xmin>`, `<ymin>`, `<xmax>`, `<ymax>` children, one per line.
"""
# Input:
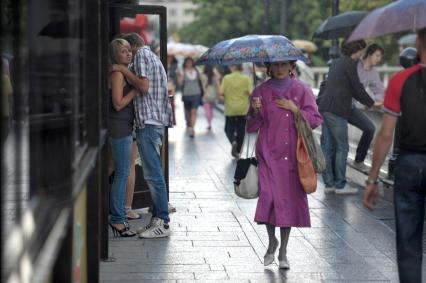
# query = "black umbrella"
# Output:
<box><xmin>313</xmin><ymin>11</ymin><xmax>368</xmax><ymax>40</ymax></box>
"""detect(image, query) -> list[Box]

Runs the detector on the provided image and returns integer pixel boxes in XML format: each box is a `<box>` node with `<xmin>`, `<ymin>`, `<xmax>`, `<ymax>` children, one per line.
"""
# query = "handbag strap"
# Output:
<box><xmin>242</xmin><ymin>126</ymin><xmax>259</xmax><ymax>158</ymax></box>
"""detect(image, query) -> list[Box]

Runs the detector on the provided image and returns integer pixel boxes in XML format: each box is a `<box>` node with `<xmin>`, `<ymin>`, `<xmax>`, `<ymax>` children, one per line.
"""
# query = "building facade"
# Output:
<box><xmin>141</xmin><ymin>0</ymin><xmax>196</xmax><ymax>30</ymax></box>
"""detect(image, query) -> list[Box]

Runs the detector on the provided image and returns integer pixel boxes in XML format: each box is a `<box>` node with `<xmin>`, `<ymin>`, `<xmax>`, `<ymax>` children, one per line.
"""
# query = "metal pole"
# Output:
<box><xmin>280</xmin><ymin>0</ymin><xmax>287</xmax><ymax>35</ymax></box>
<box><xmin>329</xmin><ymin>0</ymin><xmax>340</xmax><ymax>60</ymax></box>
<box><xmin>264</xmin><ymin>0</ymin><xmax>270</xmax><ymax>34</ymax></box>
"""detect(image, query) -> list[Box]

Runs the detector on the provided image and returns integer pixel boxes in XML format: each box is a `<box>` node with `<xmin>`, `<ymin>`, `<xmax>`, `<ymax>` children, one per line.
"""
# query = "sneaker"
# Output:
<box><xmin>324</xmin><ymin>187</ymin><xmax>336</xmax><ymax>194</ymax></box>
<box><xmin>136</xmin><ymin>218</ymin><xmax>154</xmax><ymax>234</ymax></box>
<box><xmin>168</xmin><ymin>203</ymin><xmax>177</xmax><ymax>213</ymax></box>
<box><xmin>352</xmin><ymin>161</ymin><xmax>369</xmax><ymax>172</ymax></box>
<box><xmin>335</xmin><ymin>185</ymin><xmax>358</xmax><ymax>195</ymax></box>
<box><xmin>138</xmin><ymin>217</ymin><xmax>170</xmax><ymax>238</ymax></box>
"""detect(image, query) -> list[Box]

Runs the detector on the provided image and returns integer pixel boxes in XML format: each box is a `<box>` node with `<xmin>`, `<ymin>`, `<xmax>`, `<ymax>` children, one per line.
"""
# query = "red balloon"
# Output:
<box><xmin>135</xmin><ymin>14</ymin><xmax>148</xmax><ymax>29</ymax></box>
<box><xmin>120</xmin><ymin>18</ymin><xmax>141</xmax><ymax>33</ymax></box>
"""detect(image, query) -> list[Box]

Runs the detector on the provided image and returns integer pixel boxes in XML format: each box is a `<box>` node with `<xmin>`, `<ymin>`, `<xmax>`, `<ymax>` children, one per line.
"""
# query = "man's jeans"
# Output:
<box><xmin>136</xmin><ymin>125</ymin><xmax>170</xmax><ymax>223</ymax></box>
<box><xmin>348</xmin><ymin>107</ymin><xmax>375</xmax><ymax>163</ymax></box>
<box><xmin>109</xmin><ymin>135</ymin><xmax>133</xmax><ymax>224</ymax></box>
<box><xmin>320</xmin><ymin>112</ymin><xmax>348</xmax><ymax>189</ymax></box>
<box><xmin>394</xmin><ymin>153</ymin><xmax>426</xmax><ymax>283</ymax></box>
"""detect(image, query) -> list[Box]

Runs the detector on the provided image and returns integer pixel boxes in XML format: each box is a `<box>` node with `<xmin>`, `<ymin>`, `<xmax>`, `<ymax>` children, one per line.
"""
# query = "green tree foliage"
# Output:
<box><xmin>179</xmin><ymin>0</ymin><xmax>328</xmax><ymax>46</ymax></box>
<box><xmin>178</xmin><ymin>0</ymin><xmax>265</xmax><ymax>46</ymax></box>
<box><xmin>178</xmin><ymin>0</ymin><xmax>406</xmax><ymax>65</ymax></box>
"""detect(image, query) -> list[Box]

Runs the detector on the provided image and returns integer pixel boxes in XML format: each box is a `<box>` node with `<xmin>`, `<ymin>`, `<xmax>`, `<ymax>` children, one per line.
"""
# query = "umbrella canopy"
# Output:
<box><xmin>292</xmin><ymin>39</ymin><xmax>318</xmax><ymax>53</ymax></box>
<box><xmin>398</xmin><ymin>34</ymin><xmax>417</xmax><ymax>46</ymax></box>
<box><xmin>349</xmin><ymin>0</ymin><xmax>426</xmax><ymax>41</ymax></box>
<box><xmin>313</xmin><ymin>11</ymin><xmax>368</xmax><ymax>40</ymax></box>
<box><xmin>196</xmin><ymin>35</ymin><xmax>305</xmax><ymax>65</ymax></box>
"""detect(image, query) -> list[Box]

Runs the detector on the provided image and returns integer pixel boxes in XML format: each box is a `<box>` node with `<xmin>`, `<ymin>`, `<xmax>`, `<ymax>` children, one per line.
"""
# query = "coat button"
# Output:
<box><xmin>286</xmin><ymin>114</ymin><xmax>289</xmax><ymax>117</ymax></box>
<box><xmin>284</xmin><ymin>157</ymin><xmax>288</xmax><ymax>160</ymax></box>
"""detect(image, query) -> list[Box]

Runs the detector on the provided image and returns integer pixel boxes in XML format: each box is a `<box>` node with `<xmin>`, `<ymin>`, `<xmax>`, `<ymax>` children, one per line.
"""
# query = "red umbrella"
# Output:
<box><xmin>349</xmin><ymin>0</ymin><xmax>426</xmax><ymax>41</ymax></box>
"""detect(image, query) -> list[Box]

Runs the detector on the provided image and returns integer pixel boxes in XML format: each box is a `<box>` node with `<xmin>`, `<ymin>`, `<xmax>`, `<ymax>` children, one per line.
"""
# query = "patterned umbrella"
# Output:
<box><xmin>349</xmin><ymin>0</ymin><xmax>426</xmax><ymax>41</ymax></box>
<box><xmin>196</xmin><ymin>35</ymin><xmax>306</xmax><ymax>65</ymax></box>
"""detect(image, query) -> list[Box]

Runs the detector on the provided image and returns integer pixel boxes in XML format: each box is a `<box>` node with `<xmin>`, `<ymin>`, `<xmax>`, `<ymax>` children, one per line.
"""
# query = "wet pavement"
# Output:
<box><xmin>100</xmin><ymin>97</ymin><xmax>425</xmax><ymax>283</ymax></box>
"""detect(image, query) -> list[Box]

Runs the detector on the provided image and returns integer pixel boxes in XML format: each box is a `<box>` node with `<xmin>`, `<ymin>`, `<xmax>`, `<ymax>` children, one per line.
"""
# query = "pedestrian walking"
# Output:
<box><xmin>220</xmin><ymin>65</ymin><xmax>253</xmax><ymax>158</ymax></box>
<box><xmin>247</xmin><ymin>61</ymin><xmax>322</xmax><ymax>268</ymax></box>
<box><xmin>115</xmin><ymin>33</ymin><xmax>173</xmax><ymax>238</ymax></box>
<box><xmin>363</xmin><ymin>28</ymin><xmax>426</xmax><ymax>283</ymax></box>
<box><xmin>107</xmin><ymin>38</ymin><xmax>139</xmax><ymax>237</ymax></box>
<box><xmin>351</xmin><ymin>43</ymin><xmax>385</xmax><ymax>171</ymax></box>
<box><xmin>318</xmin><ymin>40</ymin><xmax>375</xmax><ymax>194</ymax></box>
<box><xmin>177</xmin><ymin>57</ymin><xmax>203</xmax><ymax>138</ymax></box>
<box><xmin>201</xmin><ymin>65</ymin><xmax>221</xmax><ymax>130</ymax></box>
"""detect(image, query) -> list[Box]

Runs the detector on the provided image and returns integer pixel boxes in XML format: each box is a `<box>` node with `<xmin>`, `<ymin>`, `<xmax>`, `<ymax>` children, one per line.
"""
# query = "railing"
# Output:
<box><xmin>311</xmin><ymin>65</ymin><xmax>403</xmax><ymax>88</ymax></box>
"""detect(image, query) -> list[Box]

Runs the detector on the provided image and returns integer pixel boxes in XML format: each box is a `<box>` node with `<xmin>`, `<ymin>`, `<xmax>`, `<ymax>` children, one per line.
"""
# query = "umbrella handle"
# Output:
<box><xmin>252</xmin><ymin>63</ymin><xmax>258</xmax><ymax>86</ymax></box>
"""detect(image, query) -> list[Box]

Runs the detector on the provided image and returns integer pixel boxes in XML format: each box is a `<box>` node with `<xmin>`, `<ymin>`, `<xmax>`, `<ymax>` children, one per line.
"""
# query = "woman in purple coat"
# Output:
<box><xmin>247</xmin><ymin>61</ymin><xmax>322</xmax><ymax>269</ymax></box>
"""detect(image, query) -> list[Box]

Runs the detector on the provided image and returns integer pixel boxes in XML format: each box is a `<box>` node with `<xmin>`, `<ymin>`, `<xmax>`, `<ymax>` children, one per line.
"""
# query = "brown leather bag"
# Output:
<box><xmin>296</xmin><ymin>132</ymin><xmax>317</xmax><ymax>194</ymax></box>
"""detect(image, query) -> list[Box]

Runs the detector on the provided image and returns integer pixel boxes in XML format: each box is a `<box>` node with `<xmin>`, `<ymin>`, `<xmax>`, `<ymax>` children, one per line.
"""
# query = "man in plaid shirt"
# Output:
<box><xmin>116</xmin><ymin>33</ymin><xmax>172</xmax><ymax>238</ymax></box>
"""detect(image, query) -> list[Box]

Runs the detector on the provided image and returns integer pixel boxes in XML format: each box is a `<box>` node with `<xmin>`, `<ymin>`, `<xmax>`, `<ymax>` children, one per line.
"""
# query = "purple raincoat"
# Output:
<box><xmin>247</xmin><ymin>78</ymin><xmax>323</xmax><ymax>227</ymax></box>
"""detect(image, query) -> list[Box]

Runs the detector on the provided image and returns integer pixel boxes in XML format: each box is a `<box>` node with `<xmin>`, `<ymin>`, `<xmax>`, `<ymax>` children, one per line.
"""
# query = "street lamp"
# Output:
<box><xmin>329</xmin><ymin>0</ymin><xmax>340</xmax><ymax>60</ymax></box>
<box><xmin>280</xmin><ymin>0</ymin><xmax>287</xmax><ymax>35</ymax></box>
<box><xmin>264</xmin><ymin>0</ymin><xmax>270</xmax><ymax>34</ymax></box>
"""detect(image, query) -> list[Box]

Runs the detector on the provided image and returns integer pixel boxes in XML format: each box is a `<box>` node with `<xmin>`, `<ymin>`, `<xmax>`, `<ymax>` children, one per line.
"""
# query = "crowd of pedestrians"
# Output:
<box><xmin>106</xmin><ymin>27</ymin><xmax>426</xmax><ymax>283</ymax></box>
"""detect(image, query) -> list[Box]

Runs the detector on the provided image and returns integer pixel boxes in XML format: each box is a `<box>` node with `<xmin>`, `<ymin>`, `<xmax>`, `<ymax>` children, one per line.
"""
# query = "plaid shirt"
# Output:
<box><xmin>131</xmin><ymin>46</ymin><xmax>172</xmax><ymax>128</ymax></box>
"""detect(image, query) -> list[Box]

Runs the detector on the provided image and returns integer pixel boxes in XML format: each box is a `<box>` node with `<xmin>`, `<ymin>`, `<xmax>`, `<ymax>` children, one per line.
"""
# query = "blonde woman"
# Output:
<box><xmin>107</xmin><ymin>38</ymin><xmax>138</xmax><ymax>237</ymax></box>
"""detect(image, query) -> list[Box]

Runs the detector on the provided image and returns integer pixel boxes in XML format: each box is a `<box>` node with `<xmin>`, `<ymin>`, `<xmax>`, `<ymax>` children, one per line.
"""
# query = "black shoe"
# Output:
<box><xmin>109</xmin><ymin>222</ymin><xmax>136</xmax><ymax>237</ymax></box>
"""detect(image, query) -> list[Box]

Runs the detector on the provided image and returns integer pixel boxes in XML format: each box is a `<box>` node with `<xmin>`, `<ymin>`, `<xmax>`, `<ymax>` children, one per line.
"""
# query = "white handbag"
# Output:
<box><xmin>233</xmin><ymin>132</ymin><xmax>259</xmax><ymax>199</ymax></box>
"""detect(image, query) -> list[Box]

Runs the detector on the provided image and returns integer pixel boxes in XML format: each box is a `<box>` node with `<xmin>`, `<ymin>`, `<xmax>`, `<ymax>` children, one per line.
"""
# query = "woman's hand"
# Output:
<box><xmin>109</xmin><ymin>64</ymin><xmax>125</xmax><ymax>74</ymax></box>
<box><xmin>275</xmin><ymin>98</ymin><xmax>298</xmax><ymax>113</ymax></box>
<box><xmin>252</xmin><ymin>96</ymin><xmax>261</xmax><ymax>113</ymax></box>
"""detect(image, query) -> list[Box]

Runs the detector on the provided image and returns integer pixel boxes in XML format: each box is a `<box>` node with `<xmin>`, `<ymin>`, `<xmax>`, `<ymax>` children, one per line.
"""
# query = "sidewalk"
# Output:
<box><xmin>100</xmin><ymin>97</ymin><xmax>424</xmax><ymax>282</ymax></box>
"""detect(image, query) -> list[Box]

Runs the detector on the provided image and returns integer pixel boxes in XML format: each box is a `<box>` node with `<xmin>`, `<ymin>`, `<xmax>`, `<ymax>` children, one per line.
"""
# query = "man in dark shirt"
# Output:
<box><xmin>319</xmin><ymin>40</ymin><xmax>375</xmax><ymax>194</ymax></box>
<box><xmin>364</xmin><ymin>28</ymin><xmax>426</xmax><ymax>283</ymax></box>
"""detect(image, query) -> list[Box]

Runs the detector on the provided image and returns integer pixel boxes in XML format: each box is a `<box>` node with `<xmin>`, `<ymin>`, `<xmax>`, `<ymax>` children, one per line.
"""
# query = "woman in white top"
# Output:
<box><xmin>350</xmin><ymin>43</ymin><xmax>385</xmax><ymax>171</ymax></box>
<box><xmin>177</xmin><ymin>57</ymin><xmax>203</xmax><ymax>138</ymax></box>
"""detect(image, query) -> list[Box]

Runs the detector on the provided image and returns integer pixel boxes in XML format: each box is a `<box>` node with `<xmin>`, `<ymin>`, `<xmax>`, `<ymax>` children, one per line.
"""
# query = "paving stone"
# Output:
<box><xmin>177</xmin><ymin>280</ymin><xmax>249</xmax><ymax>283</ymax></box>
<box><xmin>100</xmin><ymin>264</ymin><xmax>210</xmax><ymax>273</ymax></box>
<box><xmin>99</xmin><ymin>99</ymin><xmax>426</xmax><ymax>282</ymax></box>
<box><xmin>194</xmin><ymin>271</ymin><xmax>229</xmax><ymax>280</ymax></box>
<box><xmin>99</xmin><ymin>272</ymin><xmax>194</xmax><ymax>280</ymax></box>
<box><xmin>102</xmin><ymin>280</ymin><xmax>177</xmax><ymax>283</ymax></box>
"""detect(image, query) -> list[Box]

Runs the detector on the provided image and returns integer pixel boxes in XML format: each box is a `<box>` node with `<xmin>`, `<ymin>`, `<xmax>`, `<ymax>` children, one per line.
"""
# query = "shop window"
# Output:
<box><xmin>1</xmin><ymin>0</ymin><xmax>91</xmax><ymax>232</ymax></box>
